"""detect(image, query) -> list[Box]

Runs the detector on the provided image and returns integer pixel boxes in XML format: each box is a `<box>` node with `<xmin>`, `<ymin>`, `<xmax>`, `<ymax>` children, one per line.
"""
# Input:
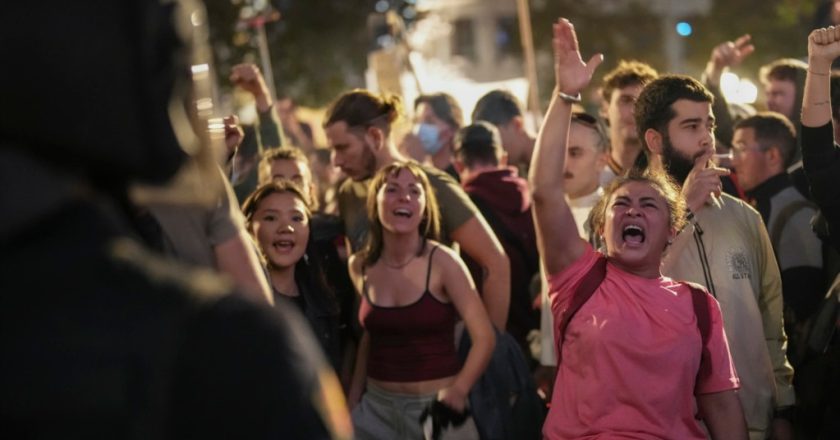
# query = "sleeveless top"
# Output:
<box><xmin>359</xmin><ymin>246</ymin><xmax>461</xmax><ymax>382</ymax></box>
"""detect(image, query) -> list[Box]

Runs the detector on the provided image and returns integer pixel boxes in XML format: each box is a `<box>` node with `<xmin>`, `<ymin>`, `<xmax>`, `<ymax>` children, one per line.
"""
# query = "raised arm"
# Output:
<box><xmin>803</xmin><ymin>27</ymin><xmax>840</xmax><ymax>127</ymax></box>
<box><xmin>230</xmin><ymin>63</ymin><xmax>285</xmax><ymax>149</ymax></box>
<box><xmin>802</xmin><ymin>27</ymin><xmax>840</xmax><ymax>253</ymax></box>
<box><xmin>529</xmin><ymin>18</ymin><xmax>602</xmax><ymax>275</ymax></box>
<box><xmin>702</xmin><ymin>35</ymin><xmax>754</xmax><ymax>147</ymax></box>
<box><xmin>230</xmin><ymin>63</ymin><xmax>274</xmax><ymax>114</ymax></box>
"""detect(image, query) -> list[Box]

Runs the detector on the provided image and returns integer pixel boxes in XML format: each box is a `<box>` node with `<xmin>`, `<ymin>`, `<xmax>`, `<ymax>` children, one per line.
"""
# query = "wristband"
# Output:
<box><xmin>555</xmin><ymin>90</ymin><xmax>582</xmax><ymax>104</ymax></box>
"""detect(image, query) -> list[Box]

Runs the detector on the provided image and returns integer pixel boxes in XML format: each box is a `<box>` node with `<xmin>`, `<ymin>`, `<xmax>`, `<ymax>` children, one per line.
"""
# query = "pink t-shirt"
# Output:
<box><xmin>543</xmin><ymin>245</ymin><xmax>739</xmax><ymax>440</ymax></box>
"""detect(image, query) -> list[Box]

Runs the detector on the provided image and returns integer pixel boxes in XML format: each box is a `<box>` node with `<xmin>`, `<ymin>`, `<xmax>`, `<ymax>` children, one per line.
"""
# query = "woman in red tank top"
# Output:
<box><xmin>347</xmin><ymin>162</ymin><xmax>495</xmax><ymax>439</ymax></box>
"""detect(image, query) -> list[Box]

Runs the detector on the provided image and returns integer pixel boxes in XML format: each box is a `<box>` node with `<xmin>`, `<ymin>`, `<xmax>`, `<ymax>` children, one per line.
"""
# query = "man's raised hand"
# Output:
<box><xmin>552</xmin><ymin>18</ymin><xmax>603</xmax><ymax>96</ymax></box>
<box><xmin>230</xmin><ymin>64</ymin><xmax>269</xmax><ymax>97</ymax></box>
<box><xmin>706</xmin><ymin>35</ymin><xmax>754</xmax><ymax>86</ymax></box>
<box><xmin>711</xmin><ymin>35</ymin><xmax>754</xmax><ymax>70</ymax></box>
<box><xmin>230</xmin><ymin>63</ymin><xmax>274</xmax><ymax>113</ymax></box>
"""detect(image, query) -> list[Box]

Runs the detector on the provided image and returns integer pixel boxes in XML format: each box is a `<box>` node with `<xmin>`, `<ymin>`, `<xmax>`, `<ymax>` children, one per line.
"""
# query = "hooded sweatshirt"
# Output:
<box><xmin>462</xmin><ymin>167</ymin><xmax>539</xmax><ymax>348</ymax></box>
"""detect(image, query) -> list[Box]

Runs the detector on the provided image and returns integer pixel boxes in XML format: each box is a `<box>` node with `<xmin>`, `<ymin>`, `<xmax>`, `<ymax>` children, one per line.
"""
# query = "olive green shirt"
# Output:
<box><xmin>337</xmin><ymin>163</ymin><xmax>478</xmax><ymax>252</ymax></box>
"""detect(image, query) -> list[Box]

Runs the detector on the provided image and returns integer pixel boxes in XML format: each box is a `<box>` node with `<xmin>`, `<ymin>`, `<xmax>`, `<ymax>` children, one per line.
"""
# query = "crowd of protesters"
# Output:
<box><xmin>4</xmin><ymin>1</ymin><xmax>840</xmax><ymax>439</ymax></box>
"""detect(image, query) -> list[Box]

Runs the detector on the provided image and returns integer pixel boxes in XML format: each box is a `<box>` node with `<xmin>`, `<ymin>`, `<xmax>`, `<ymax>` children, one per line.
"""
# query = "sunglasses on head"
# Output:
<box><xmin>571</xmin><ymin>111</ymin><xmax>608</xmax><ymax>144</ymax></box>
<box><xmin>571</xmin><ymin>111</ymin><xmax>598</xmax><ymax>126</ymax></box>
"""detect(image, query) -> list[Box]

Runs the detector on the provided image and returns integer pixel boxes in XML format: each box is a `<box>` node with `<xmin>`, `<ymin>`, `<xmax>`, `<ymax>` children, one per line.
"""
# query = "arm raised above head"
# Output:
<box><xmin>530</xmin><ymin>18</ymin><xmax>602</xmax><ymax>276</ymax></box>
<box><xmin>802</xmin><ymin>27</ymin><xmax>840</xmax><ymax>128</ymax></box>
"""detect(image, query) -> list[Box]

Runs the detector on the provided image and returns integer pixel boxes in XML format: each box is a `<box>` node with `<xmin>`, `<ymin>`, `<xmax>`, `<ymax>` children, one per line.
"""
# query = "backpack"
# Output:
<box><xmin>458</xmin><ymin>328</ymin><xmax>545</xmax><ymax>440</ymax></box>
<box><xmin>554</xmin><ymin>255</ymin><xmax>713</xmax><ymax>382</ymax></box>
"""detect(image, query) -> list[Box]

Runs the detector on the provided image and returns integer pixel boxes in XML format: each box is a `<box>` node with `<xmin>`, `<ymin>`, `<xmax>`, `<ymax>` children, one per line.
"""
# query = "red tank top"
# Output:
<box><xmin>359</xmin><ymin>246</ymin><xmax>461</xmax><ymax>382</ymax></box>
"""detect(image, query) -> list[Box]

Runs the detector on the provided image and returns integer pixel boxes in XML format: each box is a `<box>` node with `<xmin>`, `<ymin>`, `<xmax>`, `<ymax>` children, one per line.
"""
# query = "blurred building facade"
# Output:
<box><xmin>415</xmin><ymin>0</ymin><xmax>522</xmax><ymax>82</ymax></box>
<box><xmin>414</xmin><ymin>0</ymin><xmax>712</xmax><ymax>80</ymax></box>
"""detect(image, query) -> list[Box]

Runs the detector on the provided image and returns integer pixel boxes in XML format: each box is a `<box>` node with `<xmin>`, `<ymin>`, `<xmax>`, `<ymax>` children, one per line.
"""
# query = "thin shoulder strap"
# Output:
<box><xmin>556</xmin><ymin>255</ymin><xmax>608</xmax><ymax>364</ymax></box>
<box><xmin>425</xmin><ymin>245</ymin><xmax>439</xmax><ymax>291</ymax></box>
<box><xmin>689</xmin><ymin>285</ymin><xmax>713</xmax><ymax>385</ymax></box>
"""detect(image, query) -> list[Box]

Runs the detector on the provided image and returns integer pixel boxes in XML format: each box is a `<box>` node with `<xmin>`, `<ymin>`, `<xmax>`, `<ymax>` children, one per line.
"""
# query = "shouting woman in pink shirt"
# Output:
<box><xmin>531</xmin><ymin>18</ymin><xmax>747</xmax><ymax>439</ymax></box>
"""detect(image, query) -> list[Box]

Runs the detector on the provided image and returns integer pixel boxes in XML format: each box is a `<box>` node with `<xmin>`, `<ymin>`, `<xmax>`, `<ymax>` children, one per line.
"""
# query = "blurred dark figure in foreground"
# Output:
<box><xmin>0</xmin><ymin>1</ymin><xmax>350</xmax><ymax>438</ymax></box>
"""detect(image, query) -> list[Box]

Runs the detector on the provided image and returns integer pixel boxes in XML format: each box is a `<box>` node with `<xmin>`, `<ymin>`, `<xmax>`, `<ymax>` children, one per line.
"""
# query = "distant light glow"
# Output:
<box><xmin>676</xmin><ymin>22</ymin><xmax>692</xmax><ymax>37</ymax></box>
<box><xmin>207</xmin><ymin>119</ymin><xmax>225</xmax><ymax>131</ymax></box>
<box><xmin>720</xmin><ymin>72</ymin><xmax>758</xmax><ymax>104</ymax></box>
<box><xmin>191</xmin><ymin>64</ymin><xmax>209</xmax><ymax>74</ymax></box>
<box><xmin>195</xmin><ymin>98</ymin><xmax>214</xmax><ymax>113</ymax></box>
<box><xmin>375</xmin><ymin>0</ymin><xmax>389</xmax><ymax>13</ymax></box>
<box><xmin>403</xmin><ymin>6</ymin><xmax>417</xmax><ymax>20</ymax></box>
<box><xmin>190</xmin><ymin>11</ymin><xmax>203</xmax><ymax>26</ymax></box>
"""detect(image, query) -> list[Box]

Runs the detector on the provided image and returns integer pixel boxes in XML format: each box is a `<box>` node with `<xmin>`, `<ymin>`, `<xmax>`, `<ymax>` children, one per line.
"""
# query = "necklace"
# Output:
<box><xmin>381</xmin><ymin>239</ymin><xmax>425</xmax><ymax>270</ymax></box>
<box><xmin>381</xmin><ymin>254</ymin><xmax>416</xmax><ymax>270</ymax></box>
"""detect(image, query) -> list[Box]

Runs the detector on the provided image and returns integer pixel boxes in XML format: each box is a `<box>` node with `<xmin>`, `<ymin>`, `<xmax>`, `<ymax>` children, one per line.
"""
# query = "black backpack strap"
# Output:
<box><xmin>556</xmin><ymin>255</ymin><xmax>608</xmax><ymax>364</ymax></box>
<box><xmin>688</xmin><ymin>284</ymin><xmax>713</xmax><ymax>388</ymax></box>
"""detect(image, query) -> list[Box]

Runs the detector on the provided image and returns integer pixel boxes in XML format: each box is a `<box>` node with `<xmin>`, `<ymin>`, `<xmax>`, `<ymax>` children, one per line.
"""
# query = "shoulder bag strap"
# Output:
<box><xmin>556</xmin><ymin>255</ymin><xmax>608</xmax><ymax>364</ymax></box>
<box><xmin>689</xmin><ymin>285</ymin><xmax>713</xmax><ymax>386</ymax></box>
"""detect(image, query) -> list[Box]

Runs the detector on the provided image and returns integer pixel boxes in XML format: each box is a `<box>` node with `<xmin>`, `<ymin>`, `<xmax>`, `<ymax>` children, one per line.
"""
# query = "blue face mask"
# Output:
<box><xmin>415</xmin><ymin>123</ymin><xmax>444</xmax><ymax>155</ymax></box>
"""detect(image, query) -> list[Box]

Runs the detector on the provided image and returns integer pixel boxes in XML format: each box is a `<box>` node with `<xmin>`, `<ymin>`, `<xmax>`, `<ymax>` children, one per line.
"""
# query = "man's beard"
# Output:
<box><xmin>355</xmin><ymin>141</ymin><xmax>378</xmax><ymax>181</ymax></box>
<box><xmin>660</xmin><ymin>134</ymin><xmax>695</xmax><ymax>185</ymax></box>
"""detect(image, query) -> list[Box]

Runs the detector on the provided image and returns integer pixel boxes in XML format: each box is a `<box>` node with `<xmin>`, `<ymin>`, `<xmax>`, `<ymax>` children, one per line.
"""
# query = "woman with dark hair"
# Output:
<box><xmin>535</xmin><ymin>19</ymin><xmax>746</xmax><ymax>439</ymax></box>
<box><xmin>347</xmin><ymin>162</ymin><xmax>494</xmax><ymax>439</ymax></box>
<box><xmin>242</xmin><ymin>181</ymin><xmax>342</xmax><ymax>370</ymax></box>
